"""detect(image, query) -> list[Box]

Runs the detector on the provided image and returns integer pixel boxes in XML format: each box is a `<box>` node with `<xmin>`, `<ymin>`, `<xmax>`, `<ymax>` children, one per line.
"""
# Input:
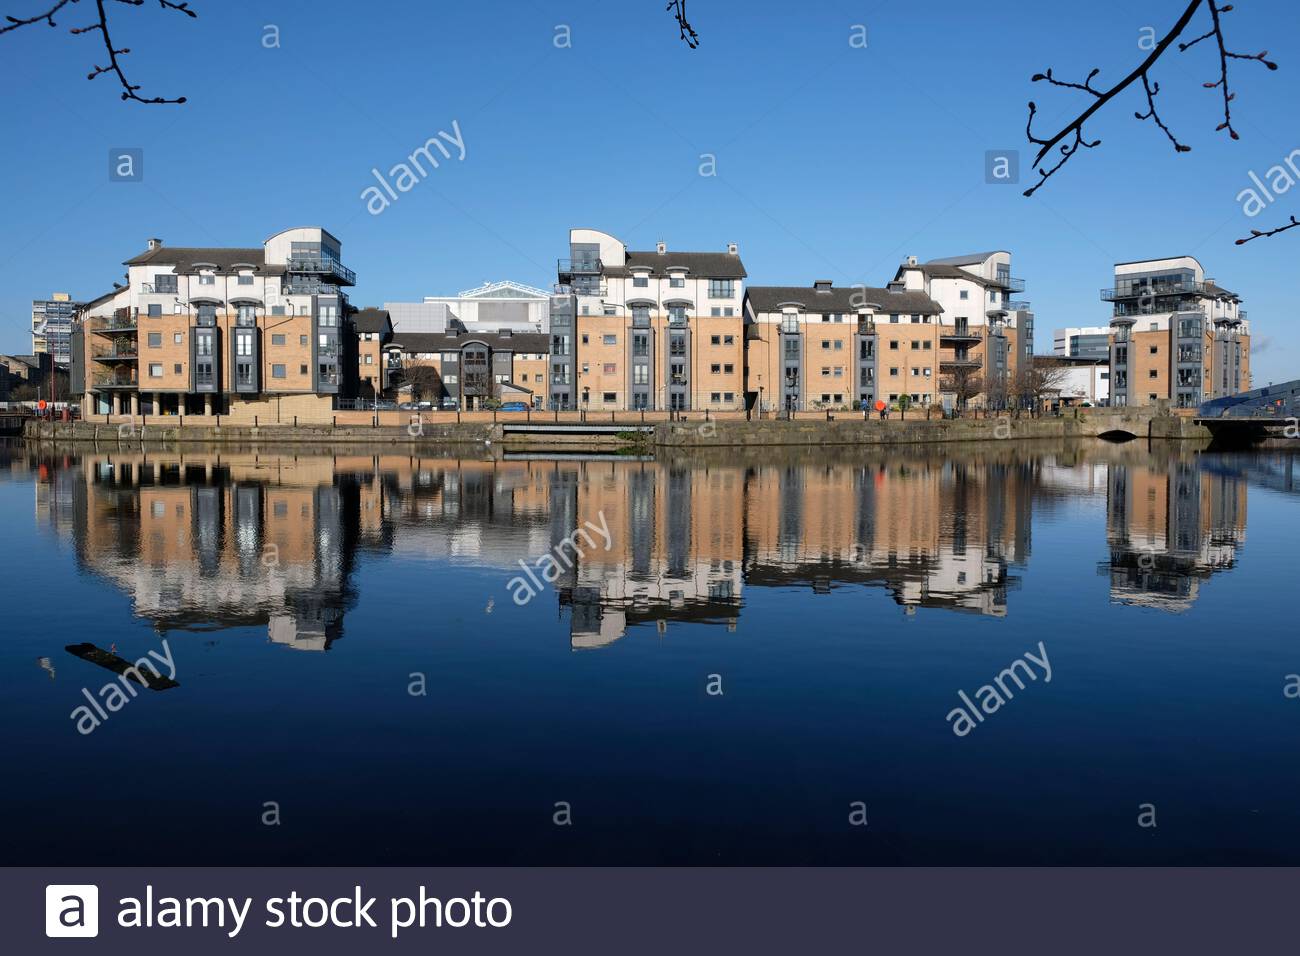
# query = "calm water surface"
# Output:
<box><xmin>2</xmin><ymin>438</ymin><xmax>1299</xmax><ymax>864</ymax></box>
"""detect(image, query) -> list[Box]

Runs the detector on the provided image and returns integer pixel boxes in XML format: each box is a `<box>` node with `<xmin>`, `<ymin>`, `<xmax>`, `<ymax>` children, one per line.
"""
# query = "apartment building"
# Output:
<box><xmin>1053</xmin><ymin>325</ymin><xmax>1111</xmax><ymax>360</ymax></box>
<box><xmin>1103</xmin><ymin>257</ymin><xmax>1250</xmax><ymax>408</ymax></box>
<box><xmin>32</xmin><ymin>293</ymin><xmax>82</xmax><ymax>366</ymax></box>
<box><xmin>891</xmin><ymin>252</ymin><xmax>1034</xmax><ymax>409</ymax></box>
<box><xmin>553</xmin><ymin>229</ymin><xmax>747</xmax><ymax>411</ymax></box>
<box><xmin>353</xmin><ymin>308</ymin><xmax>393</xmax><ymax>400</ymax></box>
<box><xmin>744</xmin><ymin>281</ymin><xmax>944</xmax><ymax>411</ymax></box>
<box><xmin>71</xmin><ymin>228</ymin><xmax>359</xmax><ymax>422</ymax></box>
<box><xmin>388</xmin><ymin>324</ymin><xmax>550</xmax><ymax>408</ymax></box>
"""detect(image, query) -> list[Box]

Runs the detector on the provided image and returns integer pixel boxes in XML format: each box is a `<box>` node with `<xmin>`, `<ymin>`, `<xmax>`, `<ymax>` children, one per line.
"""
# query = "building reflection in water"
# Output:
<box><xmin>21</xmin><ymin>442</ymin><xmax>1293</xmax><ymax>648</ymax></box>
<box><xmin>1100</xmin><ymin>449</ymin><xmax>1249</xmax><ymax>612</ymax></box>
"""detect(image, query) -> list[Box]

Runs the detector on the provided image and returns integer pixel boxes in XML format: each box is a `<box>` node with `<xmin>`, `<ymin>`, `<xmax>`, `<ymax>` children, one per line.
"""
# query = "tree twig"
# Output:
<box><xmin>1023</xmin><ymin>0</ymin><xmax>1276</xmax><ymax>199</ymax></box>
<box><xmin>666</xmin><ymin>0</ymin><xmax>698</xmax><ymax>48</ymax></box>
<box><xmin>1</xmin><ymin>0</ymin><xmax>196</xmax><ymax>104</ymax></box>
<box><xmin>1237</xmin><ymin>216</ymin><xmax>1300</xmax><ymax>245</ymax></box>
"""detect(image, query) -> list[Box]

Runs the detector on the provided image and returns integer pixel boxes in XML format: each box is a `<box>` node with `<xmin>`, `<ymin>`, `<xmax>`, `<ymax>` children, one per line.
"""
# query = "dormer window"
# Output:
<box><xmin>199</xmin><ymin>272</ymin><xmax>215</xmax><ymax>286</ymax></box>
<box><xmin>632</xmin><ymin>271</ymin><xmax>651</xmax><ymax>289</ymax></box>
<box><xmin>237</xmin><ymin>271</ymin><xmax>254</xmax><ymax>286</ymax></box>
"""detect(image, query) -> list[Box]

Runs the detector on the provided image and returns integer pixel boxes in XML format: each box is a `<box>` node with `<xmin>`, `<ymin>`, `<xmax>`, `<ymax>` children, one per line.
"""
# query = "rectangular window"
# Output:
<box><xmin>603</xmin><ymin>363</ymin><xmax>616</xmax><ymax>374</ymax></box>
<box><xmin>960</xmin><ymin>290</ymin><xmax>969</xmax><ymax>300</ymax></box>
<box><xmin>272</xmin><ymin>334</ymin><xmax>286</xmax><ymax>346</ymax></box>
<box><xmin>632</xmin><ymin>334</ymin><xmax>649</xmax><ymax>357</ymax></box>
<box><xmin>154</xmin><ymin>274</ymin><xmax>177</xmax><ymax>293</ymax></box>
<box><xmin>237</xmin><ymin>305</ymin><xmax>256</xmax><ymax>326</ymax></box>
<box><xmin>670</xmin><ymin>276</ymin><xmax>685</xmax><ymax>288</ymax></box>
<box><xmin>633</xmin><ymin>275</ymin><xmax>649</xmax><ymax>288</ymax></box>
<box><xmin>174</xmin><ymin>363</ymin><xmax>182</xmax><ymax>374</ymax></box>
<box><xmin>711</xmin><ymin>335</ymin><xmax>721</xmax><ymax>345</ymax></box>
<box><xmin>724</xmin><ymin>392</ymin><xmax>734</xmax><ymax>402</ymax></box>
<box><xmin>712</xmin><ymin>364</ymin><xmax>722</xmax><ymax>374</ymax></box>
<box><xmin>271</xmin><ymin>364</ymin><xmax>286</xmax><ymax>378</ymax></box>
<box><xmin>147</xmin><ymin>303</ymin><xmax>162</xmax><ymax>317</ymax></box>
<box><xmin>889</xmin><ymin>340</ymin><xmax>900</xmax><ymax>350</ymax></box>
<box><xmin>149</xmin><ymin>363</ymin><xmax>163</xmax><ymax>377</ymax></box>
<box><xmin>711</xmin><ymin>392</ymin><xmax>721</xmax><ymax>403</ymax></box>
<box><xmin>822</xmin><ymin>340</ymin><xmax>831</xmax><ymax>350</ymax></box>
<box><xmin>148</xmin><ymin>332</ymin><xmax>162</xmax><ymax>348</ymax></box>
<box><xmin>238</xmin><ymin>273</ymin><xmax>254</xmax><ymax>285</ymax></box>
<box><xmin>708</xmin><ymin>279</ymin><xmax>735</xmax><ymax>298</ymax></box>
<box><xmin>724</xmin><ymin>364</ymin><xmax>734</xmax><ymax>374</ymax></box>
<box><xmin>602</xmin><ymin>334</ymin><xmax>617</xmax><ymax>346</ymax></box>
<box><xmin>724</xmin><ymin>335</ymin><xmax>734</xmax><ymax>345</ymax></box>
<box><xmin>198</xmin><ymin>274</ymin><xmax>215</xmax><ymax>286</ymax></box>
<box><xmin>174</xmin><ymin>332</ymin><xmax>183</xmax><ymax>344</ymax></box>
<box><xmin>633</xmin><ymin>365</ymin><xmax>649</xmax><ymax>385</ymax></box>
<box><xmin>603</xmin><ymin>392</ymin><xmax>617</xmax><ymax>402</ymax></box>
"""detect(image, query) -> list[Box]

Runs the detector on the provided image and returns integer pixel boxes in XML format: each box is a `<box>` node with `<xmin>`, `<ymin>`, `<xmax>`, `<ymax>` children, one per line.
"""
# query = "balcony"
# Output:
<box><xmin>1007</xmin><ymin>299</ymin><xmax>1031</xmax><ymax>311</ymax></box>
<box><xmin>857</xmin><ymin>318</ymin><xmax>876</xmax><ymax>335</ymax></box>
<box><xmin>557</xmin><ymin>257</ymin><xmax>602</xmax><ymax>277</ymax></box>
<box><xmin>92</xmin><ymin>312</ymin><xmax>138</xmax><ymax>334</ymax></box>
<box><xmin>940</xmin><ymin>356</ymin><xmax>982</xmax><ymax>370</ymax></box>
<box><xmin>942</xmin><ymin>324</ymin><xmax>981</xmax><ymax>344</ymax></box>
<box><xmin>285</xmin><ymin>255</ymin><xmax>356</xmax><ymax>286</ymax></box>
<box><xmin>91</xmin><ymin>345</ymin><xmax>138</xmax><ymax>362</ymax></box>
<box><xmin>92</xmin><ymin>369</ymin><xmax>139</xmax><ymax>390</ymax></box>
<box><xmin>990</xmin><ymin>273</ymin><xmax>1026</xmax><ymax>292</ymax></box>
<box><xmin>1101</xmin><ymin>279</ymin><xmax>1208</xmax><ymax>301</ymax></box>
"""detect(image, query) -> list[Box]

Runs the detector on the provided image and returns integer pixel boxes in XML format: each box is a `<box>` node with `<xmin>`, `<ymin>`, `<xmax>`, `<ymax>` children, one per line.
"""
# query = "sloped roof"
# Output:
<box><xmin>124</xmin><ymin>246</ymin><xmax>283</xmax><ymax>275</ymax></box>
<box><xmin>746</xmin><ymin>284</ymin><xmax>943</xmax><ymax>315</ymax></box>
<box><xmin>608</xmin><ymin>250</ymin><xmax>747</xmax><ymax>279</ymax></box>
<box><xmin>908</xmin><ymin>263</ymin><xmax>994</xmax><ymax>287</ymax></box>
<box><xmin>352</xmin><ymin>308</ymin><xmax>392</xmax><ymax>334</ymax></box>
<box><xmin>926</xmin><ymin>252</ymin><xmax>1007</xmax><ymax>267</ymax></box>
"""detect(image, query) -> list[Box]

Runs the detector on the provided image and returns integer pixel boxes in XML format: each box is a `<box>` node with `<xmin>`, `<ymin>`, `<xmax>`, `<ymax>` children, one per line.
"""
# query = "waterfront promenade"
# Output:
<box><xmin>25</xmin><ymin>406</ymin><xmax>1211</xmax><ymax>448</ymax></box>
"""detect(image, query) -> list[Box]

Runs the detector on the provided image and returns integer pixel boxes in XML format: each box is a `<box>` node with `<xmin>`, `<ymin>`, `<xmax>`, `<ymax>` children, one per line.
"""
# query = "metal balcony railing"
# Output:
<box><xmin>557</xmin><ymin>257</ymin><xmax>602</xmax><ymax>276</ymax></box>
<box><xmin>991</xmin><ymin>273</ymin><xmax>1026</xmax><ymax>292</ymax></box>
<box><xmin>285</xmin><ymin>256</ymin><xmax>356</xmax><ymax>285</ymax></box>
<box><xmin>91</xmin><ymin>346</ymin><xmax>138</xmax><ymax>361</ymax></box>
<box><xmin>1101</xmin><ymin>280</ymin><xmax>1209</xmax><ymax>301</ymax></box>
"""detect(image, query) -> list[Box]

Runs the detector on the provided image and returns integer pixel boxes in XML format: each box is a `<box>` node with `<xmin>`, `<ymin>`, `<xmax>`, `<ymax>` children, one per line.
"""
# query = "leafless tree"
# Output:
<box><xmin>1</xmin><ymin>0</ymin><xmax>196</xmax><ymax>104</ymax></box>
<box><xmin>401</xmin><ymin>364</ymin><xmax>443</xmax><ymax>403</ymax></box>
<box><xmin>1013</xmin><ymin>359</ymin><xmax>1074</xmax><ymax>412</ymax></box>
<box><xmin>942</xmin><ymin>370</ymin><xmax>984</xmax><ymax>412</ymax></box>
<box><xmin>1023</xmin><ymin>1</ymin><xmax>1286</xmax><ymax>244</ymax></box>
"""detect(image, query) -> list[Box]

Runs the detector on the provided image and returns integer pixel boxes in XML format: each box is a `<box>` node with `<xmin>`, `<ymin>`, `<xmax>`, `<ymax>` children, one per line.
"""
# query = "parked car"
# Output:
<box><xmin>499</xmin><ymin>402</ymin><xmax>529</xmax><ymax>412</ymax></box>
<box><xmin>440</xmin><ymin>397</ymin><xmax>459</xmax><ymax>410</ymax></box>
<box><xmin>398</xmin><ymin>402</ymin><xmax>416</xmax><ymax>411</ymax></box>
<box><xmin>417</xmin><ymin>401</ymin><xmax>434</xmax><ymax>410</ymax></box>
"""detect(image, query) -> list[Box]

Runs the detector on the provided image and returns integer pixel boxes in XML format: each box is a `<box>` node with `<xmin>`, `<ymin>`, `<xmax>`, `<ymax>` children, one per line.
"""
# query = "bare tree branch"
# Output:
<box><xmin>666</xmin><ymin>0</ymin><xmax>698</xmax><ymax>48</ymax></box>
<box><xmin>1</xmin><ymin>0</ymin><xmax>196</xmax><ymax>104</ymax></box>
<box><xmin>1237</xmin><ymin>215</ymin><xmax>1300</xmax><ymax>245</ymax></box>
<box><xmin>1023</xmin><ymin>0</ymin><xmax>1276</xmax><ymax>199</ymax></box>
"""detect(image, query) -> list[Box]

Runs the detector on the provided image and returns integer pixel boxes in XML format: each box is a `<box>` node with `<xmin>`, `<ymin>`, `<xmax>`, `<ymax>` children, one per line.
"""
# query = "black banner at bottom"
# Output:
<box><xmin>8</xmin><ymin>867</ymin><xmax>1295</xmax><ymax>953</ymax></box>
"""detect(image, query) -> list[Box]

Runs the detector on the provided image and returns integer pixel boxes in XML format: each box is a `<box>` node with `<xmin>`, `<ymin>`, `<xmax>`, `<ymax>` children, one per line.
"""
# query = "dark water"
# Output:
<box><xmin>2</xmin><ymin>438</ymin><xmax>1299</xmax><ymax>864</ymax></box>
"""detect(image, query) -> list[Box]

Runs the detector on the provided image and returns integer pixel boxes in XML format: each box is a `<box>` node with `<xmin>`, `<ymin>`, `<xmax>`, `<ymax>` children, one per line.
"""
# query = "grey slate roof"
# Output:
<box><xmin>908</xmin><ymin>263</ymin><xmax>994</xmax><ymax>287</ymax></box>
<box><xmin>606</xmin><ymin>250</ymin><xmax>747</xmax><ymax>279</ymax></box>
<box><xmin>926</xmin><ymin>252</ymin><xmax>1006</xmax><ymax>267</ymax></box>
<box><xmin>391</xmin><ymin>330</ymin><xmax>550</xmax><ymax>354</ymax></box>
<box><xmin>746</xmin><ymin>284</ymin><xmax>943</xmax><ymax>315</ymax></box>
<box><xmin>124</xmin><ymin>246</ymin><xmax>284</xmax><ymax>275</ymax></box>
<box><xmin>1203</xmin><ymin>281</ymin><xmax>1238</xmax><ymax>300</ymax></box>
<box><xmin>352</xmin><ymin>308</ymin><xmax>392</xmax><ymax>334</ymax></box>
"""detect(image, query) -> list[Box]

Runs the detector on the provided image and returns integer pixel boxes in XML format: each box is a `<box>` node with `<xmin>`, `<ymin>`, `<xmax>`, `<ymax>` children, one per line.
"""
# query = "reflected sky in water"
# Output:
<box><xmin>3</xmin><ymin>439</ymin><xmax>1300</xmax><ymax>864</ymax></box>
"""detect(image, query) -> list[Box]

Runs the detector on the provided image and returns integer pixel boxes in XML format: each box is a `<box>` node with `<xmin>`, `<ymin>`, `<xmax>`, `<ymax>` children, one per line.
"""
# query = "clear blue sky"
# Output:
<box><xmin>1</xmin><ymin>0</ymin><xmax>1296</xmax><ymax>382</ymax></box>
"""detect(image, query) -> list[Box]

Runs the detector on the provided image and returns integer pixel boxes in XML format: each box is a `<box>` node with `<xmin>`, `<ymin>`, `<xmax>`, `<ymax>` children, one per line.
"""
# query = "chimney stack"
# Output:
<box><xmin>727</xmin><ymin>242</ymin><xmax>739</xmax><ymax>255</ymax></box>
<box><xmin>147</xmin><ymin>238</ymin><xmax>163</xmax><ymax>251</ymax></box>
<box><xmin>656</xmin><ymin>241</ymin><xmax>667</xmax><ymax>255</ymax></box>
